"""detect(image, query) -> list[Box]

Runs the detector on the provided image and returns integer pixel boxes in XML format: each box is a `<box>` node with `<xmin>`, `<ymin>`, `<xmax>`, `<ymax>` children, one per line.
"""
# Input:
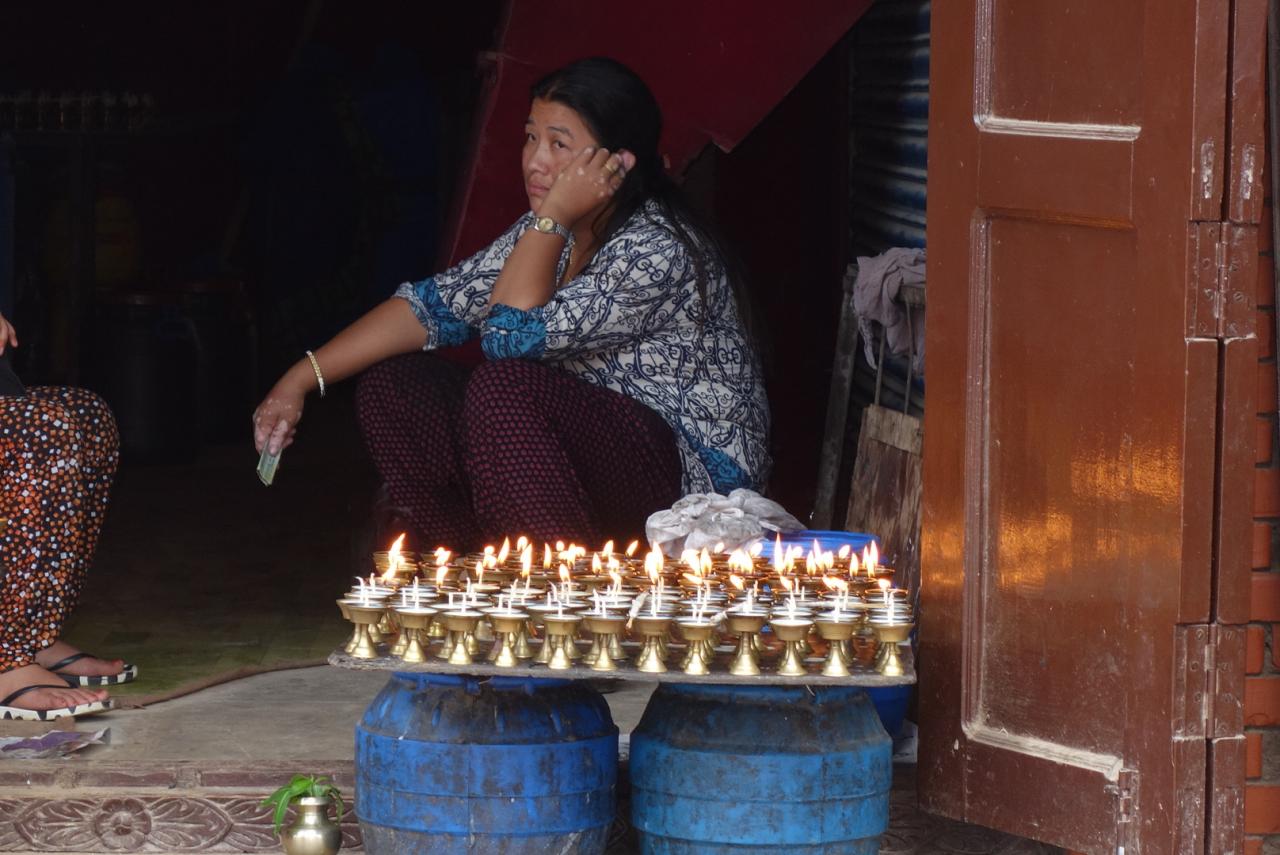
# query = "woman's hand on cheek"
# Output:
<box><xmin>541</xmin><ymin>147</ymin><xmax>633</xmax><ymax>226</ymax></box>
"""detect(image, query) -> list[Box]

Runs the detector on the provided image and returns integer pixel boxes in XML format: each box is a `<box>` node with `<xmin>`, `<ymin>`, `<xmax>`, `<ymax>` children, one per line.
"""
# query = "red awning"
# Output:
<box><xmin>442</xmin><ymin>0</ymin><xmax>873</xmax><ymax>263</ymax></box>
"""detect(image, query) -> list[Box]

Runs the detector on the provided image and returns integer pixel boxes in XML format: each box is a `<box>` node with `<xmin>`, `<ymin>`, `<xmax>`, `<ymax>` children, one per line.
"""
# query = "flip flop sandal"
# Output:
<box><xmin>0</xmin><ymin>684</ymin><xmax>113</xmax><ymax>721</ymax></box>
<box><xmin>46</xmin><ymin>653</ymin><xmax>139</xmax><ymax>687</ymax></box>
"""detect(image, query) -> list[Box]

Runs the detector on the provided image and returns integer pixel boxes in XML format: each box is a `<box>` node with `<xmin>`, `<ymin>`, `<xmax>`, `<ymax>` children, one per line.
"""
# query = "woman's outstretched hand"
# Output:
<box><xmin>540</xmin><ymin>146</ymin><xmax>636</xmax><ymax>227</ymax></box>
<box><xmin>0</xmin><ymin>312</ymin><xmax>18</xmax><ymax>355</ymax></box>
<box><xmin>252</xmin><ymin>377</ymin><xmax>306</xmax><ymax>455</ymax></box>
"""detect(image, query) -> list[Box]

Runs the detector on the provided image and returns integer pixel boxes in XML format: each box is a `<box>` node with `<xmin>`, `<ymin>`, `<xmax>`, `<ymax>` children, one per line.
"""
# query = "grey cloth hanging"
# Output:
<box><xmin>852</xmin><ymin>247</ymin><xmax>927</xmax><ymax>374</ymax></box>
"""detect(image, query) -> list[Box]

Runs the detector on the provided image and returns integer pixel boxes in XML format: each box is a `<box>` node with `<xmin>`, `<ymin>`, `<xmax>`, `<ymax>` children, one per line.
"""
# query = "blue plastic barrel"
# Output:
<box><xmin>355</xmin><ymin>673</ymin><xmax>617</xmax><ymax>854</ymax></box>
<box><xmin>630</xmin><ymin>684</ymin><xmax>891</xmax><ymax>853</ymax></box>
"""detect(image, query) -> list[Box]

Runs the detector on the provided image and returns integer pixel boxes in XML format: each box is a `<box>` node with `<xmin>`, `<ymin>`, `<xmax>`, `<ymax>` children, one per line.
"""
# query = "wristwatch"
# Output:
<box><xmin>532</xmin><ymin>215</ymin><xmax>573</xmax><ymax>244</ymax></box>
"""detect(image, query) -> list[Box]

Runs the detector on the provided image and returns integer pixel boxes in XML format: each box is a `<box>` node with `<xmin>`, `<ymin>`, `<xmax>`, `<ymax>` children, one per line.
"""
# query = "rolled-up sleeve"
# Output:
<box><xmin>481</xmin><ymin>228</ymin><xmax>695</xmax><ymax>361</ymax></box>
<box><xmin>394</xmin><ymin>277</ymin><xmax>477</xmax><ymax>349</ymax></box>
<box><xmin>480</xmin><ymin>303</ymin><xmax>547</xmax><ymax>359</ymax></box>
<box><xmin>393</xmin><ymin>213</ymin><xmax>531</xmax><ymax>350</ymax></box>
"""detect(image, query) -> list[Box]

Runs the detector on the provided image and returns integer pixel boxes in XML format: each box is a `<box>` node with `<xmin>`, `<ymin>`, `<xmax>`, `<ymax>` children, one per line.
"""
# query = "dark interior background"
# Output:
<box><xmin>0</xmin><ymin>1</ymin><xmax>851</xmax><ymax>528</ymax></box>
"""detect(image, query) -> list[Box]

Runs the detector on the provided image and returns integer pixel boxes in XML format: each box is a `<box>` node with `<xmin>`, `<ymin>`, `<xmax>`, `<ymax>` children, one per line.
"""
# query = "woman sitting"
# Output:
<box><xmin>0</xmin><ymin>312</ymin><xmax>134</xmax><ymax>720</ymax></box>
<box><xmin>253</xmin><ymin>57</ymin><xmax>770</xmax><ymax>551</ymax></box>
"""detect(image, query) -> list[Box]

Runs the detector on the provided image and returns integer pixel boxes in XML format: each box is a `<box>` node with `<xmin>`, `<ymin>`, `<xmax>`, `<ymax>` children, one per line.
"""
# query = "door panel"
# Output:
<box><xmin>977</xmin><ymin>218</ymin><xmax>1138</xmax><ymax>758</ymax></box>
<box><xmin>919</xmin><ymin>1</ymin><xmax>1233</xmax><ymax>852</ymax></box>
<box><xmin>987</xmin><ymin>2</ymin><xmax>1144</xmax><ymax>126</ymax></box>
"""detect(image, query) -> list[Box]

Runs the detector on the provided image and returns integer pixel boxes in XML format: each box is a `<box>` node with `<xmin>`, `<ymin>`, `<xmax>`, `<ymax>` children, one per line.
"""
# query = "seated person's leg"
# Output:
<box><xmin>462</xmin><ymin>360</ymin><xmax>683</xmax><ymax>547</ymax></box>
<box><xmin>0</xmin><ymin>393</ymin><xmax>113</xmax><ymax>712</ymax></box>
<box><xmin>27</xmin><ymin>386</ymin><xmax>120</xmax><ymax>560</ymax></box>
<box><xmin>357</xmin><ymin>353</ymin><xmax>482</xmax><ymax>550</ymax></box>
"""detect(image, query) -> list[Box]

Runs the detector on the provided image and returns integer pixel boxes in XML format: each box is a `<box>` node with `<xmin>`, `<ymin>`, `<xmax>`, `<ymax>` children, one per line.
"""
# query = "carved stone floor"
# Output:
<box><xmin>0</xmin><ymin>666</ymin><xmax>1059</xmax><ymax>854</ymax></box>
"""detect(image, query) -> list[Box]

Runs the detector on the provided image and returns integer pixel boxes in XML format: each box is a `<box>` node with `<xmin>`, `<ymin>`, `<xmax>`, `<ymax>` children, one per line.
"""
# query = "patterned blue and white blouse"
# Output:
<box><xmin>394</xmin><ymin>200</ymin><xmax>772</xmax><ymax>495</ymax></box>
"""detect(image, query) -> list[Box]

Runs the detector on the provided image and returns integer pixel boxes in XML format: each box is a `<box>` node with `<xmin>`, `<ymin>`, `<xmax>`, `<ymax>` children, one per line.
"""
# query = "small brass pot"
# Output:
<box><xmin>280</xmin><ymin>797</ymin><xmax>341</xmax><ymax>855</ymax></box>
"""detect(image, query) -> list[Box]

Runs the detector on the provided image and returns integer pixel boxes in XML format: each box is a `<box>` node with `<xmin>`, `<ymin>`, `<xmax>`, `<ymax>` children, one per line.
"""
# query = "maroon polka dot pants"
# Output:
<box><xmin>356</xmin><ymin>354</ymin><xmax>683</xmax><ymax>552</ymax></box>
<box><xmin>0</xmin><ymin>387</ymin><xmax>119</xmax><ymax>672</ymax></box>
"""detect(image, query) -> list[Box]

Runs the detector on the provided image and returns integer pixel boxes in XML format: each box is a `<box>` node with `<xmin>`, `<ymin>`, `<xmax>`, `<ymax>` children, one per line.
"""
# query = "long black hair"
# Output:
<box><xmin>531</xmin><ymin>57</ymin><xmax>745</xmax><ymax>328</ymax></box>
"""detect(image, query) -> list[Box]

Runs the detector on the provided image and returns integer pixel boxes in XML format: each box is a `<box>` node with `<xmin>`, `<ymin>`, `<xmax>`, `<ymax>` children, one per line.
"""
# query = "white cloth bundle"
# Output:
<box><xmin>645</xmin><ymin>489</ymin><xmax>804</xmax><ymax>556</ymax></box>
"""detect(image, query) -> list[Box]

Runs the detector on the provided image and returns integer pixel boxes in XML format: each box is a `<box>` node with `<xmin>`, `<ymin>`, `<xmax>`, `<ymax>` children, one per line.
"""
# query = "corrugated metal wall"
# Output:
<box><xmin>845</xmin><ymin>0</ymin><xmax>929</xmax><ymax>423</ymax></box>
<box><xmin>802</xmin><ymin>0</ymin><xmax>932</xmax><ymax>525</ymax></box>
<box><xmin>849</xmin><ymin>0</ymin><xmax>929</xmax><ymax>256</ymax></box>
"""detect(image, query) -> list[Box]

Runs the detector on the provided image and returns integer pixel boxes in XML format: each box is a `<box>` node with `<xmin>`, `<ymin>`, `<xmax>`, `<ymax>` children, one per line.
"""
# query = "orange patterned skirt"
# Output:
<box><xmin>0</xmin><ymin>387</ymin><xmax>119</xmax><ymax>672</ymax></box>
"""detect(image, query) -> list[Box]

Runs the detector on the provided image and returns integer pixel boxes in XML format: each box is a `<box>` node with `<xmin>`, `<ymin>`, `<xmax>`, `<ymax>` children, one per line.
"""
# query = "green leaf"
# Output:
<box><xmin>272</xmin><ymin>796</ymin><xmax>291</xmax><ymax>835</ymax></box>
<box><xmin>261</xmin><ymin>774</ymin><xmax>343</xmax><ymax>836</ymax></box>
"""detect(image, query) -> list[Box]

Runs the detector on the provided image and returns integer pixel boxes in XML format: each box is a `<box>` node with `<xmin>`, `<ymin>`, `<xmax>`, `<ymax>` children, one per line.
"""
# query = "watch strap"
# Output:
<box><xmin>532</xmin><ymin>215</ymin><xmax>573</xmax><ymax>244</ymax></box>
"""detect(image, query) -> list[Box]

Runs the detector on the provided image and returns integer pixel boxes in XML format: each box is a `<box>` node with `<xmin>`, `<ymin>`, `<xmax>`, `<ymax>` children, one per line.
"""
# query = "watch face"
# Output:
<box><xmin>535</xmin><ymin>217</ymin><xmax>555</xmax><ymax>233</ymax></box>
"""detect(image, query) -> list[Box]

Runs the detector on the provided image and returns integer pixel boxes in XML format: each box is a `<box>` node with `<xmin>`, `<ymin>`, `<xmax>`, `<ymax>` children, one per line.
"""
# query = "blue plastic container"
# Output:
<box><xmin>629</xmin><ymin>684</ymin><xmax>892</xmax><ymax>853</ymax></box>
<box><xmin>777</xmin><ymin>529</ymin><xmax>878</xmax><ymax>555</ymax></box>
<box><xmin>355</xmin><ymin>673</ymin><xmax>617</xmax><ymax>854</ymax></box>
<box><xmin>866</xmin><ymin>684</ymin><xmax>911</xmax><ymax>739</ymax></box>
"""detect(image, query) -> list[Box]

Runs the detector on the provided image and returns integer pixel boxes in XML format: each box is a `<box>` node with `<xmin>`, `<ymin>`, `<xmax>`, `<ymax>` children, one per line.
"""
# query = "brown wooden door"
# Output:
<box><xmin>918</xmin><ymin>1</ymin><xmax>1264</xmax><ymax>853</ymax></box>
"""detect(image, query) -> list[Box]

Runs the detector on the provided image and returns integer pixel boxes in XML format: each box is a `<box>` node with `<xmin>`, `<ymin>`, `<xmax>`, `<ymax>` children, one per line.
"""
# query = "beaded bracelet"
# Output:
<box><xmin>305</xmin><ymin>350</ymin><xmax>326</xmax><ymax>398</ymax></box>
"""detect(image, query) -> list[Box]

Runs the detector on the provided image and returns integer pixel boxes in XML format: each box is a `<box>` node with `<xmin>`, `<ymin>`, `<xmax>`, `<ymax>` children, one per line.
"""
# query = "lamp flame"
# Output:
<box><xmin>382</xmin><ymin>533</ymin><xmax>407</xmax><ymax>581</ymax></box>
<box><xmin>645</xmin><ymin>544</ymin><xmax>664</xmax><ymax>582</ymax></box>
<box><xmin>626</xmin><ymin>540</ymin><xmax>639</xmax><ymax>557</ymax></box>
<box><xmin>497</xmin><ymin>537</ymin><xmax>510</xmax><ymax>563</ymax></box>
<box><xmin>729</xmin><ymin>573</ymin><xmax>745</xmax><ymax>591</ymax></box>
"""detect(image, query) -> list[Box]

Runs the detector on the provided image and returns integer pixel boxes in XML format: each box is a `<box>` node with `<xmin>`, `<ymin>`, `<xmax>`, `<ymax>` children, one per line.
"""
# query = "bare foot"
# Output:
<box><xmin>0</xmin><ymin>664</ymin><xmax>109</xmax><ymax>710</ymax></box>
<box><xmin>34</xmin><ymin>640</ymin><xmax>126</xmax><ymax>678</ymax></box>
